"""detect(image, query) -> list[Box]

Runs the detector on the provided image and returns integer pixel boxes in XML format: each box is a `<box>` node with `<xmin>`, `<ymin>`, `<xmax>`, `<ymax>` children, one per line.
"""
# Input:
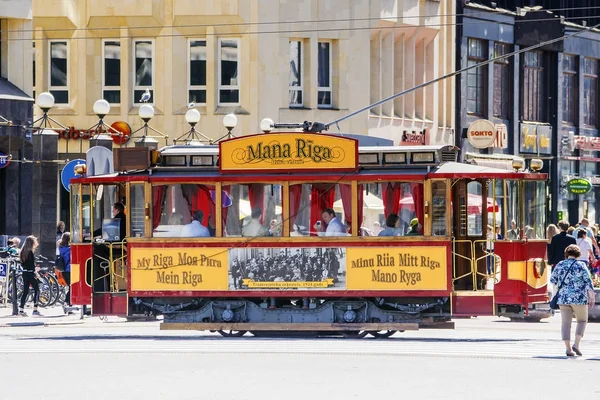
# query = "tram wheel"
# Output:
<box><xmin>218</xmin><ymin>330</ymin><xmax>247</xmax><ymax>337</ymax></box>
<box><xmin>342</xmin><ymin>331</ymin><xmax>369</xmax><ymax>339</ymax></box>
<box><xmin>369</xmin><ymin>330</ymin><xmax>396</xmax><ymax>338</ymax></box>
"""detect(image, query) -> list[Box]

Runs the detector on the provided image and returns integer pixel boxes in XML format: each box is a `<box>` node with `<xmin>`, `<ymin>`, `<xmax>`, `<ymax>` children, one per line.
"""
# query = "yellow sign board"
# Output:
<box><xmin>130</xmin><ymin>248</ymin><xmax>229</xmax><ymax>291</ymax></box>
<box><xmin>346</xmin><ymin>246</ymin><xmax>448</xmax><ymax>290</ymax></box>
<box><xmin>219</xmin><ymin>133</ymin><xmax>358</xmax><ymax>172</ymax></box>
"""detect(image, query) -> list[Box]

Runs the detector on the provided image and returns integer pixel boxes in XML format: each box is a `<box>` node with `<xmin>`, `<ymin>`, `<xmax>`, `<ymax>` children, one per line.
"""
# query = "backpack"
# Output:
<box><xmin>55</xmin><ymin>254</ymin><xmax>66</xmax><ymax>272</ymax></box>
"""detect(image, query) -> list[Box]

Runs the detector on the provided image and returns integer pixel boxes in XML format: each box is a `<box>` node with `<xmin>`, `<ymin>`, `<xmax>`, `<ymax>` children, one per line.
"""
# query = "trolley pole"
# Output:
<box><xmin>11</xmin><ymin>263</ymin><xmax>18</xmax><ymax>316</ymax></box>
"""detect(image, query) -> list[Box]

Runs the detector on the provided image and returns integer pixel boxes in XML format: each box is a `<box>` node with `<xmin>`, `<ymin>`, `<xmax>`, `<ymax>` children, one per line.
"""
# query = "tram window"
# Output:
<box><xmin>491</xmin><ymin>179</ymin><xmax>503</xmax><ymax>239</ymax></box>
<box><xmin>71</xmin><ymin>184</ymin><xmax>82</xmax><ymax>243</ymax></box>
<box><xmin>431</xmin><ymin>181</ymin><xmax>447</xmax><ymax>236</ymax></box>
<box><xmin>506</xmin><ymin>180</ymin><xmax>521</xmax><ymax>240</ymax></box>
<box><xmin>366</xmin><ymin>182</ymin><xmax>424</xmax><ymax>236</ymax></box>
<box><xmin>524</xmin><ymin>181</ymin><xmax>546</xmax><ymax>239</ymax></box>
<box><xmin>290</xmin><ymin>183</ymin><xmax>350</xmax><ymax>237</ymax></box>
<box><xmin>93</xmin><ymin>184</ymin><xmax>124</xmax><ymax>240</ymax></box>
<box><xmin>130</xmin><ymin>184</ymin><xmax>146</xmax><ymax>238</ymax></box>
<box><xmin>467</xmin><ymin>181</ymin><xmax>483</xmax><ymax>236</ymax></box>
<box><xmin>223</xmin><ymin>184</ymin><xmax>282</xmax><ymax>237</ymax></box>
<box><xmin>152</xmin><ymin>184</ymin><xmax>216</xmax><ymax>238</ymax></box>
<box><xmin>82</xmin><ymin>185</ymin><xmax>91</xmax><ymax>242</ymax></box>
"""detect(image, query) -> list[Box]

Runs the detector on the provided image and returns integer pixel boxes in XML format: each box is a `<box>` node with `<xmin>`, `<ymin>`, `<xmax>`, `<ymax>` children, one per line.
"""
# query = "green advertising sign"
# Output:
<box><xmin>567</xmin><ymin>178</ymin><xmax>592</xmax><ymax>195</ymax></box>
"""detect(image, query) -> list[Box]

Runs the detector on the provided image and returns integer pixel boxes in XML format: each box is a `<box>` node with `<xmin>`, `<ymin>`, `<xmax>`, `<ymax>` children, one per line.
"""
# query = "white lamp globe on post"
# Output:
<box><xmin>185</xmin><ymin>108</ymin><xmax>201</xmax><ymax>127</ymax></box>
<box><xmin>260</xmin><ymin>118</ymin><xmax>274</xmax><ymax>133</ymax></box>
<box><xmin>93</xmin><ymin>99</ymin><xmax>110</xmax><ymax>119</ymax></box>
<box><xmin>32</xmin><ymin>91</ymin><xmax>67</xmax><ymax>131</ymax></box>
<box><xmin>37</xmin><ymin>92</ymin><xmax>55</xmax><ymax>113</ymax></box>
<box><xmin>215</xmin><ymin>113</ymin><xmax>238</xmax><ymax>142</ymax></box>
<box><xmin>138</xmin><ymin>104</ymin><xmax>155</xmax><ymax>123</ymax></box>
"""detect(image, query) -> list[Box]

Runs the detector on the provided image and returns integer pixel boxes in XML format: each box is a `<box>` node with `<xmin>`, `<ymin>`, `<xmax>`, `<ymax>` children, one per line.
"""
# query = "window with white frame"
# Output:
<box><xmin>189</xmin><ymin>39</ymin><xmax>207</xmax><ymax>104</ymax></box>
<box><xmin>289</xmin><ymin>40</ymin><xmax>303</xmax><ymax>107</ymax></box>
<box><xmin>103</xmin><ymin>40</ymin><xmax>121</xmax><ymax>104</ymax></box>
<box><xmin>219</xmin><ymin>38</ymin><xmax>240</xmax><ymax>105</ymax></box>
<box><xmin>133</xmin><ymin>39</ymin><xmax>154</xmax><ymax>105</ymax></box>
<box><xmin>49</xmin><ymin>40</ymin><xmax>69</xmax><ymax>104</ymax></box>
<box><xmin>317</xmin><ymin>41</ymin><xmax>332</xmax><ymax>108</ymax></box>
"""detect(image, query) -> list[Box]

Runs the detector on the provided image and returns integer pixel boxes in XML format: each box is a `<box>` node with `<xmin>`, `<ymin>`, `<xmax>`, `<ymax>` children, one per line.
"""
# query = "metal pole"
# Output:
<box><xmin>11</xmin><ymin>261</ymin><xmax>18</xmax><ymax>315</ymax></box>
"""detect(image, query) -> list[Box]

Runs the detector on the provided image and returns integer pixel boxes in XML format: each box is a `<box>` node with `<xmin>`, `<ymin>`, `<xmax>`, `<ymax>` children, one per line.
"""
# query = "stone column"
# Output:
<box><xmin>32</xmin><ymin>130</ymin><xmax>58</xmax><ymax>257</ymax></box>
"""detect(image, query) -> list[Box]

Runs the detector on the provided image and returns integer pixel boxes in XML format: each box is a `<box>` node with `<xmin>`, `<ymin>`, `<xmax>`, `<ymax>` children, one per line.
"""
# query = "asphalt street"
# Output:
<box><xmin>0</xmin><ymin>307</ymin><xmax>599</xmax><ymax>399</ymax></box>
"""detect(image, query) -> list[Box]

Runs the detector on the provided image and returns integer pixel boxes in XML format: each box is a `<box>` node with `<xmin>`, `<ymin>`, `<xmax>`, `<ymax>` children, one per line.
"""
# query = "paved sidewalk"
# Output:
<box><xmin>0</xmin><ymin>305</ymin><xmax>84</xmax><ymax>327</ymax></box>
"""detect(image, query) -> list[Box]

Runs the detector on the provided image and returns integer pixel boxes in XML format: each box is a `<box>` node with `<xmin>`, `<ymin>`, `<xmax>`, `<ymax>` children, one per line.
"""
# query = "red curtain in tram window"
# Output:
<box><xmin>152</xmin><ymin>185</ymin><xmax>165</xmax><ymax>230</ymax></box>
<box><xmin>338</xmin><ymin>184</ymin><xmax>364</xmax><ymax>235</ymax></box>
<box><xmin>289</xmin><ymin>184</ymin><xmax>303</xmax><ymax>226</ymax></box>
<box><xmin>383</xmin><ymin>183</ymin><xmax>401</xmax><ymax>216</ymax></box>
<box><xmin>339</xmin><ymin>184</ymin><xmax>352</xmax><ymax>227</ymax></box>
<box><xmin>248</xmin><ymin>184</ymin><xmax>265</xmax><ymax>224</ymax></box>
<box><xmin>181</xmin><ymin>185</ymin><xmax>213</xmax><ymax>227</ymax></box>
<box><xmin>410</xmin><ymin>182</ymin><xmax>424</xmax><ymax>228</ymax></box>
<box><xmin>309</xmin><ymin>184</ymin><xmax>336</xmax><ymax>236</ymax></box>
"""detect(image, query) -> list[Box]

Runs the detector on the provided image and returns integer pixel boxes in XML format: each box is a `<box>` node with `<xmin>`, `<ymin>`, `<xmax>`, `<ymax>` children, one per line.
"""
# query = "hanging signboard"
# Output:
<box><xmin>467</xmin><ymin>120</ymin><xmax>496</xmax><ymax>149</ymax></box>
<box><xmin>567</xmin><ymin>178</ymin><xmax>592</xmax><ymax>195</ymax></box>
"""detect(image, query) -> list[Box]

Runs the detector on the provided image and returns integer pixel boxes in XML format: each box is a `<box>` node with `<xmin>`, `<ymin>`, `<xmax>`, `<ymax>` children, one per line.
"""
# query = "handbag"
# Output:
<box><xmin>549</xmin><ymin>259</ymin><xmax>577</xmax><ymax>310</ymax></box>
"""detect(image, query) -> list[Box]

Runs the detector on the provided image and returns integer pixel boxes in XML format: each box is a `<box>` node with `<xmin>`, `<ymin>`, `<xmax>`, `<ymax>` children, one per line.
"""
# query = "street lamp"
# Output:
<box><xmin>260</xmin><ymin>118</ymin><xmax>274</xmax><ymax>133</ymax></box>
<box><xmin>87</xmin><ymin>99</ymin><xmax>122</xmax><ymax>140</ymax></box>
<box><xmin>31</xmin><ymin>92</ymin><xmax>67</xmax><ymax>132</ymax></box>
<box><xmin>214</xmin><ymin>113</ymin><xmax>238</xmax><ymax>142</ymax></box>
<box><xmin>173</xmin><ymin>109</ymin><xmax>212</xmax><ymax>145</ymax></box>
<box><xmin>129</xmin><ymin>104</ymin><xmax>168</xmax><ymax>146</ymax></box>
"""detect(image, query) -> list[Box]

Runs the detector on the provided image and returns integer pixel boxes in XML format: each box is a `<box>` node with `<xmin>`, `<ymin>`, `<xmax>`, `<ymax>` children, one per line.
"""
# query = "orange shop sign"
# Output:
<box><xmin>219</xmin><ymin>133</ymin><xmax>358</xmax><ymax>172</ymax></box>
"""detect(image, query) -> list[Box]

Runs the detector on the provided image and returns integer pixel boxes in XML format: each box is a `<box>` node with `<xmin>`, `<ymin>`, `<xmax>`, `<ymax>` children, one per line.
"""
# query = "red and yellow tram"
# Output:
<box><xmin>68</xmin><ymin>132</ymin><xmax>549</xmax><ymax>336</ymax></box>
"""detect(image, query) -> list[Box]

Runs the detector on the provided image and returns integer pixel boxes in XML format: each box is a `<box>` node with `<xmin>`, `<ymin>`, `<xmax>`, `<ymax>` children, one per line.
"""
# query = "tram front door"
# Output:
<box><xmin>451</xmin><ymin>179</ymin><xmax>494</xmax><ymax>316</ymax></box>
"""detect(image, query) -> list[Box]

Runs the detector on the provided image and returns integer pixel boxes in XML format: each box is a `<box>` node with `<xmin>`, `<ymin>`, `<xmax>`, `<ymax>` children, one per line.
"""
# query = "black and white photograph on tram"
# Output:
<box><xmin>228</xmin><ymin>247</ymin><xmax>346</xmax><ymax>290</ymax></box>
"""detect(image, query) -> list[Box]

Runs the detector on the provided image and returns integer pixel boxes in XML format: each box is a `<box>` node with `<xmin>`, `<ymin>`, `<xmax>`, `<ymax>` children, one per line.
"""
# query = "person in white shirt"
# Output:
<box><xmin>576</xmin><ymin>229</ymin><xmax>594</xmax><ymax>266</ymax></box>
<box><xmin>314</xmin><ymin>208</ymin><xmax>346</xmax><ymax>236</ymax></box>
<box><xmin>181</xmin><ymin>210</ymin><xmax>211</xmax><ymax>238</ymax></box>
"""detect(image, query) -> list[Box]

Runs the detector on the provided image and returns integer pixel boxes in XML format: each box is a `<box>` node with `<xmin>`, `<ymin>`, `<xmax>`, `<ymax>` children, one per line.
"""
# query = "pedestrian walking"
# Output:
<box><xmin>58</xmin><ymin>232</ymin><xmax>72</xmax><ymax>307</ymax></box>
<box><xmin>19</xmin><ymin>235</ymin><xmax>41</xmax><ymax>316</ymax></box>
<box><xmin>549</xmin><ymin>244</ymin><xmax>595</xmax><ymax>357</ymax></box>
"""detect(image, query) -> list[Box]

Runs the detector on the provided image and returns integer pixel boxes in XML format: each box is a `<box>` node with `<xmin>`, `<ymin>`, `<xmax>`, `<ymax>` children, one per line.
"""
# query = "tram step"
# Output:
<box><xmin>452</xmin><ymin>290</ymin><xmax>494</xmax><ymax>317</ymax></box>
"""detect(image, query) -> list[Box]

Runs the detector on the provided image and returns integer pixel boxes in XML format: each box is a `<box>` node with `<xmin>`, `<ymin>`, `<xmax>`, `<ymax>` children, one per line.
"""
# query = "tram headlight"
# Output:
<box><xmin>530</xmin><ymin>158</ymin><xmax>543</xmax><ymax>172</ymax></box>
<box><xmin>512</xmin><ymin>158</ymin><xmax>524</xmax><ymax>171</ymax></box>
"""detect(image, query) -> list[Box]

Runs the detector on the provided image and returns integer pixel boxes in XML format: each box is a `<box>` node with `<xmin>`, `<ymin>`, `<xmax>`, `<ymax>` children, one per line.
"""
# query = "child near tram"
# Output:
<box><xmin>19</xmin><ymin>235</ymin><xmax>41</xmax><ymax>317</ymax></box>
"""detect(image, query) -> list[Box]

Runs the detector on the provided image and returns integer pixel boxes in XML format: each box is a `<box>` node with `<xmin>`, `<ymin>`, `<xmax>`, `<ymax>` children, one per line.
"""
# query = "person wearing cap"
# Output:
<box><xmin>406</xmin><ymin>218</ymin><xmax>420</xmax><ymax>236</ymax></box>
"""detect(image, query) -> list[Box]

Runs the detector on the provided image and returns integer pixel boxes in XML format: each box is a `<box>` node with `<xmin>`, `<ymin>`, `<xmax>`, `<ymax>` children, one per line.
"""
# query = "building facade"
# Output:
<box><xmin>456</xmin><ymin>1</ymin><xmax>600</xmax><ymax>226</ymax></box>
<box><xmin>31</xmin><ymin>0</ymin><xmax>456</xmax><ymax>236</ymax></box>
<box><xmin>0</xmin><ymin>0</ymin><xmax>57</xmax><ymax>252</ymax></box>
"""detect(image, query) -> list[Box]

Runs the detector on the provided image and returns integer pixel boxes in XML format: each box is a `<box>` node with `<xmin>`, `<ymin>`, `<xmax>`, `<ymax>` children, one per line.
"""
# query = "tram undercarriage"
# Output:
<box><xmin>132</xmin><ymin>297</ymin><xmax>454</xmax><ymax>337</ymax></box>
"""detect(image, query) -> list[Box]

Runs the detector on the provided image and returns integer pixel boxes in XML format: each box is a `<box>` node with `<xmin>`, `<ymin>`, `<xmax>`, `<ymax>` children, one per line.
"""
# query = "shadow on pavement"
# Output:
<box><xmin>17</xmin><ymin>334</ymin><xmax>533</xmax><ymax>343</ymax></box>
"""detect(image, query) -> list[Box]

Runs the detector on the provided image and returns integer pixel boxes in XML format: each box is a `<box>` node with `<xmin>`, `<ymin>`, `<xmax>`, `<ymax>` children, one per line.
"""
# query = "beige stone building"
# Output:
<box><xmin>31</xmin><ymin>0</ymin><xmax>455</xmax><ymax>153</ymax></box>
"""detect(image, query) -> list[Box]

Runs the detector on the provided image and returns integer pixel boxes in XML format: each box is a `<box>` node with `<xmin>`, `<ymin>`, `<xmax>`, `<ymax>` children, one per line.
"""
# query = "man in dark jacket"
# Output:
<box><xmin>548</xmin><ymin>220</ymin><xmax>576</xmax><ymax>268</ymax></box>
<box><xmin>112</xmin><ymin>202</ymin><xmax>127</xmax><ymax>240</ymax></box>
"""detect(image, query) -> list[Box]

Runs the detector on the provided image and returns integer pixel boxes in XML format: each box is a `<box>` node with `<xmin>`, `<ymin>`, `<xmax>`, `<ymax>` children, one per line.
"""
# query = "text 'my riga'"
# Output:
<box><xmin>247</xmin><ymin>138</ymin><xmax>333</xmax><ymax>163</ymax></box>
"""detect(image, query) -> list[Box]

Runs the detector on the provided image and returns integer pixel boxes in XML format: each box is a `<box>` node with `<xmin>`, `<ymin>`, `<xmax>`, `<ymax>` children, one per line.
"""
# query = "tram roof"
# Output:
<box><xmin>429</xmin><ymin>162</ymin><xmax>546</xmax><ymax>180</ymax></box>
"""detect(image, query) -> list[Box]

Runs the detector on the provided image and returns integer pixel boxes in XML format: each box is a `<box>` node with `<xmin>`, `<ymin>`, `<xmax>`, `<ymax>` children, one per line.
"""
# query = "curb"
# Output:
<box><xmin>0</xmin><ymin>320</ymin><xmax>85</xmax><ymax>328</ymax></box>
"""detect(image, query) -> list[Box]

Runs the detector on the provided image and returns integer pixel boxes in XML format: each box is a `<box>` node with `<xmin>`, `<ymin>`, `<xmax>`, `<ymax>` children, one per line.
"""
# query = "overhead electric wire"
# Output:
<box><xmin>2</xmin><ymin>3</ymin><xmax>600</xmax><ymax>35</ymax></box>
<box><xmin>4</xmin><ymin>14</ymin><xmax>600</xmax><ymax>42</ymax></box>
<box><xmin>325</xmin><ymin>19</ymin><xmax>600</xmax><ymax>130</ymax></box>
